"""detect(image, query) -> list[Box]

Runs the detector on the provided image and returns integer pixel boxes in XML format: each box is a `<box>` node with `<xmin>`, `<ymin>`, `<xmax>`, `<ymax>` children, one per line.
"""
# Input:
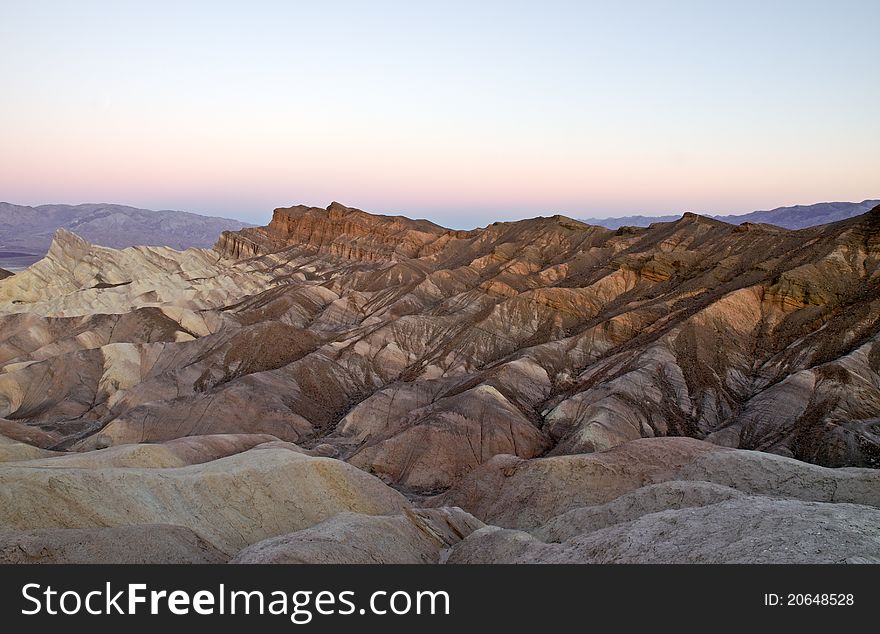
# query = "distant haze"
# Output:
<box><xmin>1</xmin><ymin>2</ymin><xmax>878</xmax><ymax>228</ymax></box>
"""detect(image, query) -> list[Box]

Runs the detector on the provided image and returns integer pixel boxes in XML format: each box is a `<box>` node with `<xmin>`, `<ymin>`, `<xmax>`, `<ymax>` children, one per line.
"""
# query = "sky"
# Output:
<box><xmin>1</xmin><ymin>1</ymin><xmax>878</xmax><ymax>228</ymax></box>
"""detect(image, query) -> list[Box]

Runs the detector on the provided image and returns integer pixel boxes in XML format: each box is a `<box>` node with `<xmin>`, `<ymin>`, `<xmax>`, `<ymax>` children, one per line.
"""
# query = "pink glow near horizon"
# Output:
<box><xmin>1</xmin><ymin>2</ymin><xmax>878</xmax><ymax>228</ymax></box>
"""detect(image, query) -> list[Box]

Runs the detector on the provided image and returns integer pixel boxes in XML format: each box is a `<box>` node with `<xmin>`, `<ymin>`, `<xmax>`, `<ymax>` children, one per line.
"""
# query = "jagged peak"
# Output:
<box><xmin>732</xmin><ymin>221</ymin><xmax>785</xmax><ymax>234</ymax></box>
<box><xmin>48</xmin><ymin>228</ymin><xmax>92</xmax><ymax>255</ymax></box>
<box><xmin>645</xmin><ymin>212</ymin><xmax>732</xmax><ymax>232</ymax></box>
<box><xmin>547</xmin><ymin>214</ymin><xmax>592</xmax><ymax>228</ymax></box>
<box><xmin>678</xmin><ymin>211</ymin><xmax>729</xmax><ymax>226</ymax></box>
<box><xmin>484</xmin><ymin>214</ymin><xmax>602</xmax><ymax>234</ymax></box>
<box><xmin>326</xmin><ymin>201</ymin><xmax>350</xmax><ymax>213</ymax></box>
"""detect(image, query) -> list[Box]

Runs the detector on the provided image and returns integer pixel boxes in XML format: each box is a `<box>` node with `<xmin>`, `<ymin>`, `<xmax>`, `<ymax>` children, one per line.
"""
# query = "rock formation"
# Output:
<box><xmin>0</xmin><ymin>201</ymin><xmax>879</xmax><ymax>563</ymax></box>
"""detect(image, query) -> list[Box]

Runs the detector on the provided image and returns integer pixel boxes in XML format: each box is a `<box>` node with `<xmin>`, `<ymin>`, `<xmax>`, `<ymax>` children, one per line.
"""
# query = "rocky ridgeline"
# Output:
<box><xmin>216</xmin><ymin>202</ymin><xmax>465</xmax><ymax>262</ymax></box>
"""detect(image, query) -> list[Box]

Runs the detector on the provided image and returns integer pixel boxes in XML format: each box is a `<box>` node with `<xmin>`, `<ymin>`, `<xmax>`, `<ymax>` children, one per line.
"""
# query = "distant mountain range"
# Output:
<box><xmin>580</xmin><ymin>199</ymin><xmax>880</xmax><ymax>230</ymax></box>
<box><xmin>2</xmin><ymin>199</ymin><xmax>877</xmax><ymax>273</ymax></box>
<box><xmin>0</xmin><ymin>202</ymin><xmax>255</xmax><ymax>270</ymax></box>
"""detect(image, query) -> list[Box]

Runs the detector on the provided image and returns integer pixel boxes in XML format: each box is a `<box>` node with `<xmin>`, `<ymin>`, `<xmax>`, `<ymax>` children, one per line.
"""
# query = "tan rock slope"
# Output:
<box><xmin>434</xmin><ymin>437</ymin><xmax>880</xmax><ymax>564</ymax></box>
<box><xmin>0</xmin><ymin>434</ymin><xmax>875</xmax><ymax>563</ymax></box>
<box><xmin>446</xmin><ymin>498</ymin><xmax>880</xmax><ymax>564</ymax></box>
<box><xmin>0</xmin><ymin>201</ymin><xmax>879</xmax><ymax>563</ymax></box>
<box><xmin>0</xmin><ymin>437</ymin><xmax>408</xmax><ymax>556</ymax></box>
<box><xmin>0</xmin><ymin>525</ymin><xmax>227</xmax><ymax>564</ymax></box>
<box><xmin>429</xmin><ymin>437</ymin><xmax>880</xmax><ymax>528</ymax></box>
<box><xmin>232</xmin><ymin>508</ymin><xmax>484</xmax><ymax>564</ymax></box>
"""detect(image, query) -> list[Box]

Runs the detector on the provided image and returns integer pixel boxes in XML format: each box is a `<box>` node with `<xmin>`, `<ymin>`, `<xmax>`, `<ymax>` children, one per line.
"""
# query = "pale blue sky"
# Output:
<box><xmin>1</xmin><ymin>0</ymin><xmax>878</xmax><ymax>227</ymax></box>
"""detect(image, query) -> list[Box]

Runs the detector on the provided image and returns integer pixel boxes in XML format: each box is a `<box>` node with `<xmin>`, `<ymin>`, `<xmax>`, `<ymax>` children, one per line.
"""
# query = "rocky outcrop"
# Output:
<box><xmin>215</xmin><ymin>202</ymin><xmax>455</xmax><ymax>262</ymax></box>
<box><xmin>0</xmin><ymin>268</ymin><xmax>12</xmax><ymax>280</ymax></box>
<box><xmin>0</xmin><ymin>229</ymin><xmax>282</xmax><ymax>317</ymax></box>
<box><xmin>214</xmin><ymin>230</ymin><xmax>265</xmax><ymax>259</ymax></box>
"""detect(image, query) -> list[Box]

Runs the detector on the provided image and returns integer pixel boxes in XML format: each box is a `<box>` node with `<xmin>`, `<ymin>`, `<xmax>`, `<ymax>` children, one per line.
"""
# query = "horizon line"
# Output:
<box><xmin>3</xmin><ymin>196</ymin><xmax>879</xmax><ymax>228</ymax></box>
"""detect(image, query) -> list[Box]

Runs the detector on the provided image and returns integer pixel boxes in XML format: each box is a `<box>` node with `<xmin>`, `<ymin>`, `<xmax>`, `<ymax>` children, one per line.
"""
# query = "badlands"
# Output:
<box><xmin>1</xmin><ymin>202</ymin><xmax>879</xmax><ymax>563</ymax></box>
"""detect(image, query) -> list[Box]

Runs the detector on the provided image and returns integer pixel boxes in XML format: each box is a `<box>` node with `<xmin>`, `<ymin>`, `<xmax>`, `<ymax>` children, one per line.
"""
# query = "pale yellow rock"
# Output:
<box><xmin>0</xmin><ymin>434</ymin><xmax>59</xmax><ymax>462</ymax></box>
<box><xmin>0</xmin><ymin>446</ymin><xmax>409</xmax><ymax>555</ymax></box>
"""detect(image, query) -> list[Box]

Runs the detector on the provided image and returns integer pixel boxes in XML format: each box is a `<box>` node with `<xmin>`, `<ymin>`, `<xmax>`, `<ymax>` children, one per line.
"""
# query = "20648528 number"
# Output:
<box><xmin>764</xmin><ymin>593</ymin><xmax>854</xmax><ymax>606</ymax></box>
